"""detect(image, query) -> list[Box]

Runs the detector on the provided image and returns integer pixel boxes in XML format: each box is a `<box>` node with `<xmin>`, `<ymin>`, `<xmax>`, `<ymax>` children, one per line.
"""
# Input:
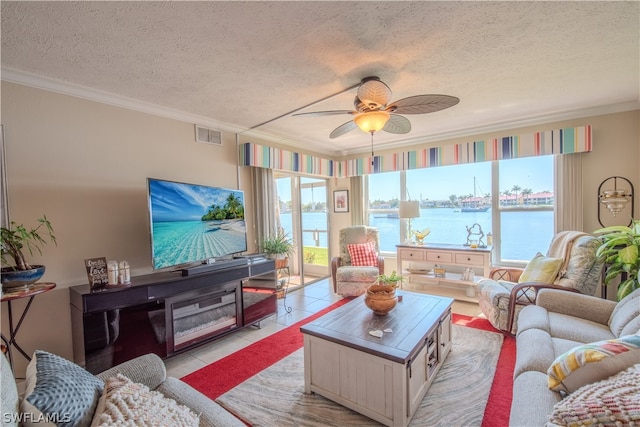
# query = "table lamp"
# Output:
<box><xmin>399</xmin><ymin>200</ymin><xmax>420</xmax><ymax>244</ymax></box>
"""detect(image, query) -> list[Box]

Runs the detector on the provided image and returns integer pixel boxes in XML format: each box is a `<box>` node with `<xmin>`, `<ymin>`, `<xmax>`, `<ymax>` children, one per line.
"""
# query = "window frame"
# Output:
<box><xmin>365</xmin><ymin>158</ymin><xmax>555</xmax><ymax>267</ymax></box>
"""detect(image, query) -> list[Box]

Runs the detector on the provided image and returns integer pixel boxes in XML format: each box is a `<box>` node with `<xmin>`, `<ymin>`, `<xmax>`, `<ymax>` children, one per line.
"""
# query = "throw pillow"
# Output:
<box><xmin>347</xmin><ymin>241</ymin><xmax>378</xmax><ymax>267</ymax></box>
<box><xmin>518</xmin><ymin>252</ymin><xmax>563</xmax><ymax>284</ymax></box>
<box><xmin>91</xmin><ymin>374</ymin><xmax>199</xmax><ymax>427</ymax></box>
<box><xmin>547</xmin><ymin>334</ymin><xmax>640</xmax><ymax>393</ymax></box>
<box><xmin>21</xmin><ymin>350</ymin><xmax>104</xmax><ymax>427</ymax></box>
<box><xmin>547</xmin><ymin>364</ymin><xmax>640</xmax><ymax>427</ymax></box>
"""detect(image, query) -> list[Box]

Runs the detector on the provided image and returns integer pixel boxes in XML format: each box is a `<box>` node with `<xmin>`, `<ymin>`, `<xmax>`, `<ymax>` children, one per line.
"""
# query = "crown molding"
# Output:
<box><xmin>1</xmin><ymin>67</ymin><xmax>246</xmax><ymax>134</ymax></box>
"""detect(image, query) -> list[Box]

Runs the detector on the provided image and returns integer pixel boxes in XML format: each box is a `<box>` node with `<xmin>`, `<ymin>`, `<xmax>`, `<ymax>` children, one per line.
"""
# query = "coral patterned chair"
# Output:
<box><xmin>331</xmin><ymin>226</ymin><xmax>385</xmax><ymax>297</ymax></box>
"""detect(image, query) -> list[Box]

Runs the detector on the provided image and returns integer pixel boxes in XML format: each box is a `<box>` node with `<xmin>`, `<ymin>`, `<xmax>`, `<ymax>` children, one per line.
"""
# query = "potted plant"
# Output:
<box><xmin>594</xmin><ymin>219</ymin><xmax>640</xmax><ymax>301</ymax></box>
<box><xmin>366</xmin><ymin>271</ymin><xmax>404</xmax><ymax>315</ymax></box>
<box><xmin>374</xmin><ymin>270</ymin><xmax>405</xmax><ymax>288</ymax></box>
<box><xmin>1</xmin><ymin>215</ymin><xmax>56</xmax><ymax>289</ymax></box>
<box><xmin>261</xmin><ymin>229</ymin><xmax>294</xmax><ymax>269</ymax></box>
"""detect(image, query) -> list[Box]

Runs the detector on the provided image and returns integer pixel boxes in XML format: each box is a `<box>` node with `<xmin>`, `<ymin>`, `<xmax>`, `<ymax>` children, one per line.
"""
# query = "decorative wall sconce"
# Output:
<box><xmin>598</xmin><ymin>176</ymin><xmax>634</xmax><ymax>227</ymax></box>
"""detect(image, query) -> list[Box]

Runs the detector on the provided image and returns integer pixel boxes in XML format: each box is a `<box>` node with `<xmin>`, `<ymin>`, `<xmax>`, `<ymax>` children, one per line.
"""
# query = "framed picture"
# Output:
<box><xmin>333</xmin><ymin>190</ymin><xmax>349</xmax><ymax>213</ymax></box>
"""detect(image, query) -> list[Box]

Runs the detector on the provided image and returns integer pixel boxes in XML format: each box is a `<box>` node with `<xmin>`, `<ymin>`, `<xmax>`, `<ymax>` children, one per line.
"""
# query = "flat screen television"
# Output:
<box><xmin>147</xmin><ymin>178</ymin><xmax>248</xmax><ymax>270</ymax></box>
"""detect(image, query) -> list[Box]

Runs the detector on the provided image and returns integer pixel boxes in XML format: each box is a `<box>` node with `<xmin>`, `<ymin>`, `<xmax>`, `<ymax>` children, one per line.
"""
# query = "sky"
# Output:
<box><xmin>278</xmin><ymin>156</ymin><xmax>554</xmax><ymax>203</ymax></box>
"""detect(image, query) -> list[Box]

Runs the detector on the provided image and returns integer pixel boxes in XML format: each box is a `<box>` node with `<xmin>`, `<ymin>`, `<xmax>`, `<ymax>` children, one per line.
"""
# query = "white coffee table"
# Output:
<box><xmin>300</xmin><ymin>291</ymin><xmax>453</xmax><ymax>427</ymax></box>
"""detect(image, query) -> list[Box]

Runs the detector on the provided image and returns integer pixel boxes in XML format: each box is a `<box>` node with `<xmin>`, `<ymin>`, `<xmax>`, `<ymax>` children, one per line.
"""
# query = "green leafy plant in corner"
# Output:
<box><xmin>375</xmin><ymin>270</ymin><xmax>405</xmax><ymax>288</ymax></box>
<box><xmin>1</xmin><ymin>215</ymin><xmax>57</xmax><ymax>271</ymax></box>
<box><xmin>261</xmin><ymin>229</ymin><xmax>294</xmax><ymax>258</ymax></box>
<box><xmin>594</xmin><ymin>219</ymin><xmax>640</xmax><ymax>301</ymax></box>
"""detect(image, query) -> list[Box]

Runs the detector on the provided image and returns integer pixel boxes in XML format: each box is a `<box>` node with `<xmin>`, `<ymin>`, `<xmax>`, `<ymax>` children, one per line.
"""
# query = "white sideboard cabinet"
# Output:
<box><xmin>396</xmin><ymin>244</ymin><xmax>492</xmax><ymax>302</ymax></box>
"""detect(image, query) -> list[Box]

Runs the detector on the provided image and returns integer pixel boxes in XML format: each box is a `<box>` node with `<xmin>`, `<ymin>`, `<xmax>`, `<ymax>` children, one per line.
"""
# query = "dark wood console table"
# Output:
<box><xmin>70</xmin><ymin>259</ymin><xmax>276</xmax><ymax>373</ymax></box>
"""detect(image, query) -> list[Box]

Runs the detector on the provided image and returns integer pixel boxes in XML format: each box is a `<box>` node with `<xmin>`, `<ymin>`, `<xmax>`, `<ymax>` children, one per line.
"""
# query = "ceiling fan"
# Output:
<box><xmin>293</xmin><ymin>76</ymin><xmax>460</xmax><ymax>139</ymax></box>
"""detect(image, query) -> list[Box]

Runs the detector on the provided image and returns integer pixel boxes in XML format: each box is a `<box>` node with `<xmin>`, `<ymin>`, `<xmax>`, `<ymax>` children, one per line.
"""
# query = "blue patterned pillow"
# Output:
<box><xmin>21</xmin><ymin>351</ymin><xmax>103</xmax><ymax>427</ymax></box>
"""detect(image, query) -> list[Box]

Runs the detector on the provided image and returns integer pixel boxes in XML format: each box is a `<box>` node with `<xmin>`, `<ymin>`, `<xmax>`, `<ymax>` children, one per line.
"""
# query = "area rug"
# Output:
<box><xmin>182</xmin><ymin>298</ymin><xmax>350</xmax><ymax>398</ymax></box>
<box><xmin>216</xmin><ymin>324</ymin><xmax>503</xmax><ymax>426</ymax></box>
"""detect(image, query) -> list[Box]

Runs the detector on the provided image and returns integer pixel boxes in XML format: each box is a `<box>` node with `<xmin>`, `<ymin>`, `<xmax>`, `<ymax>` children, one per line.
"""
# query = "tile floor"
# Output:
<box><xmin>164</xmin><ymin>277</ymin><xmax>485</xmax><ymax>379</ymax></box>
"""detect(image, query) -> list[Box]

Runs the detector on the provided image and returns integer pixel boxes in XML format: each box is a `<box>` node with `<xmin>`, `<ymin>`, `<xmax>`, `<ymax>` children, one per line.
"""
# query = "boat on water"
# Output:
<box><xmin>373</xmin><ymin>211</ymin><xmax>399</xmax><ymax>218</ymax></box>
<box><xmin>461</xmin><ymin>206</ymin><xmax>489</xmax><ymax>213</ymax></box>
<box><xmin>461</xmin><ymin>176</ymin><xmax>490</xmax><ymax>212</ymax></box>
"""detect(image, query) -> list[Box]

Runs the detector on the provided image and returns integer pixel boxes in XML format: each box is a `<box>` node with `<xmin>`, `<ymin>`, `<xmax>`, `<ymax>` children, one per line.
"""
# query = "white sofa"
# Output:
<box><xmin>510</xmin><ymin>288</ymin><xmax>640</xmax><ymax>426</ymax></box>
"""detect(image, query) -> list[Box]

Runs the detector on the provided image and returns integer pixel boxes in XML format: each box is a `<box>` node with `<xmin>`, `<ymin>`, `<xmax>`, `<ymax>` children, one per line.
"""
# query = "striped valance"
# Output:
<box><xmin>240</xmin><ymin>143</ymin><xmax>334</xmax><ymax>177</ymax></box>
<box><xmin>240</xmin><ymin>125</ymin><xmax>591</xmax><ymax>178</ymax></box>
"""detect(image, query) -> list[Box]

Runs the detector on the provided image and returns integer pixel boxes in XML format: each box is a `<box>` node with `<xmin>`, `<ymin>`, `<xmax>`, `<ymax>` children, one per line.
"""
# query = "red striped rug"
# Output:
<box><xmin>181</xmin><ymin>300</ymin><xmax>515</xmax><ymax>425</ymax></box>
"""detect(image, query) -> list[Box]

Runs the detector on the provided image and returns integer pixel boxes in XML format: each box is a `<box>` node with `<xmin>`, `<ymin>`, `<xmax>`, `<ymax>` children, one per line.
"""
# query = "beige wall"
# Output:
<box><xmin>1</xmin><ymin>82</ymin><xmax>252</xmax><ymax>375</ymax></box>
<box><xmin>1</xmin><ymin>81</ymin><xmax>638</xmax><ymax>376</ymax></box>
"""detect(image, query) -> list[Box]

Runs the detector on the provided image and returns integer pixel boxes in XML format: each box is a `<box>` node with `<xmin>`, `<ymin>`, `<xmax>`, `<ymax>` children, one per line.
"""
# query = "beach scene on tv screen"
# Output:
<box><xmin>149</xmin><ymin>180</ymin><xmax>247</xmax><ymax>269</ymax></box>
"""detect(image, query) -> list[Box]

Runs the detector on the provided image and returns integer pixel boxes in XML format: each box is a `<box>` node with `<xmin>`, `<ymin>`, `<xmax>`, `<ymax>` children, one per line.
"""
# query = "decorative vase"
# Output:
<box><xmin>1</xmin><ymin>265</ymin><xmax>46</xmax><ymax>289</ymax></box>
<box><xmin>364</xmin><ymin>284</ymin><xmax>398</xmax><ymax>315</ymax></box>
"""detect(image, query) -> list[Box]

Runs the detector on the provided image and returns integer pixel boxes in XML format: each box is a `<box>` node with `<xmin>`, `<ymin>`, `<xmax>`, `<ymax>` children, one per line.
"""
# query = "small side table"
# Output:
<box><xmin>1</xmin><ymin>282</ymin><xmax>56</xmax><ymax>368</ymax></box>
<box><xmin>278</xmin><ymin>266</ymin><xmax>293</xmax><ymax>313</ymax></box>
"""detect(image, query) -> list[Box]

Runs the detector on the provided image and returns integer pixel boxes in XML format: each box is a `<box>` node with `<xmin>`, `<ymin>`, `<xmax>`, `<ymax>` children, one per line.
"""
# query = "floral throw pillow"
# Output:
<box><xmin>347</xmin><ymin>241</ymin><xmax>378</xmax><ymax>267</ymax></box>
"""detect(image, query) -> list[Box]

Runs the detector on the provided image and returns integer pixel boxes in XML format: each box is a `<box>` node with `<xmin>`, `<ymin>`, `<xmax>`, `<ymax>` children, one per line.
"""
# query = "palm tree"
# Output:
<box><xmin>501</xmin><ymin>189</ymin><xmax>512</xmax><ymax>206</ymax></box>
<box><xmin>521</xmin><ymin>188</ymin><xmax>533</xmax><ymax>205</ymax></box>
<box><xmin>511</xmin><ymin>185</ymin><xmax>522</xmax><ymax>206</ymax></box>
<box><xmin>224</xmin><ymin>193</ymin><xmax>243</xmax><ymax>219</ymax></box>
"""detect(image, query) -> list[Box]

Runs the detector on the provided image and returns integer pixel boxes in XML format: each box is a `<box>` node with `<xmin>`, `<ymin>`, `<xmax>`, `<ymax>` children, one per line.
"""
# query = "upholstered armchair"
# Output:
<box><xmin>478</xmin><ymin>231</ymin><xmax>604</xmax><ymax>335</ymax></box>
<box><xmin>331</xmin><ymin>226</ymin><xmax>385</xmax><ymax>297</ymax></box>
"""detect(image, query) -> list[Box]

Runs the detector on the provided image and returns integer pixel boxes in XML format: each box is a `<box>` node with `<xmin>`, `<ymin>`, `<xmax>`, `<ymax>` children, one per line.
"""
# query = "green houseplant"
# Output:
<box><xmin>261</xmin><ymin>229</ymin><xmax>294</xmax><ymax>268</ymax></box>
<box><xmin>366</xmin><ymin>271</ymin><xmax>404</xmax><ymax>315</ymax></box>
<box><xmin>1</xmin><ymin>215</ymin><xmax>56</xmax><ymax>288</ymax></box>
<box><xmin>594</xmin><ymin>219</ymin><xmax>640</xmax><ymax>301</ymax></box>
<box><xmin>374</xmin><ymin>270</ymin><xmax>405</xmax><ymax>288</ymax></box>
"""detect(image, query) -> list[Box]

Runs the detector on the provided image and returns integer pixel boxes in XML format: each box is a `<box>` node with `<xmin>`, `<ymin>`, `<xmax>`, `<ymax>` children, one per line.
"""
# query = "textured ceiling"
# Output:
<box><xmin>2</xmin><ymin>1</ymin><xmax>639</xmax><ymax>156</ymax></box>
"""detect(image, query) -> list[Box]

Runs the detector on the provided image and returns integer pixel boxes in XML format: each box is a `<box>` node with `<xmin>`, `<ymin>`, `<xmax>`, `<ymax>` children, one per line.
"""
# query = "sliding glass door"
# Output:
<box><xmin>275</xmin><ymin>174</ymin><xmax>329</xmax><ymax>287</ymax></box>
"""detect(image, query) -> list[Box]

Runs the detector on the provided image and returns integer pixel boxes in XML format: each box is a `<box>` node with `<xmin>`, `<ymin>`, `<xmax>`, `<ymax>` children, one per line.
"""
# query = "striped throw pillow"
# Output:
<box><xmin>547</xmin><ymin>334</ymin><xmax>640</xmax><ymax>393</ymax></box>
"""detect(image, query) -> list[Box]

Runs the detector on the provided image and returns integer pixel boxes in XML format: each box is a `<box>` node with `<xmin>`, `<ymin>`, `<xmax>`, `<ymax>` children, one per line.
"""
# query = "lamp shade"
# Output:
<box><xmin>399</xmin><ymin>200</ymin><xmax>420</xmax><ymax>219</ymax></box>
<box><xmin>354</xmin><ymin>111</ymin><xmax>390</xmax><ymax>133</ymax></box>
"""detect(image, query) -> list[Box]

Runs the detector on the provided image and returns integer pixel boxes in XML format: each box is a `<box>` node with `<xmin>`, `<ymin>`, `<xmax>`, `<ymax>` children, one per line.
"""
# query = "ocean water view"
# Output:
<box><xmin>281</xmin><ymin>209</ymin><xmax>554</xmax><ymax>263</ymax></box>
<box><xmin>152</xmin><ymin>220</ymin><xmax>247</xmax><ymax>269</ymax></box>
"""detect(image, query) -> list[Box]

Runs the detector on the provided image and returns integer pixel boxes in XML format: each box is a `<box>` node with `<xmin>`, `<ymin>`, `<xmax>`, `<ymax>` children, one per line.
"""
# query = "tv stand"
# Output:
<box><xmin>70</xmin><ymin>259</ymin><xmax>276</xmax><ymax>373</ymax></box>
<box><xmin>180</xmin><ymin>258</ymin><xmax>247</xmax><ymax>276</ymax></box>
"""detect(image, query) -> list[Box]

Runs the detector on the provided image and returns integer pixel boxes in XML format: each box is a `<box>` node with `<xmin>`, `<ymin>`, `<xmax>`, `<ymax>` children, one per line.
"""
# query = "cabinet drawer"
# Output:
<box><xmin>426</xmin><ymin>251</ymin><xmax>453</xmax><ymax>263</ymax></box>
<box><xmin>400</xmin><ymin>249</ymin><xmax>426</xmax><ymax>261</ymax></box>
<box><xmin>454</xmin><ymin>253</ymin><xmax>485</xmax><ymax>266</ymax></box>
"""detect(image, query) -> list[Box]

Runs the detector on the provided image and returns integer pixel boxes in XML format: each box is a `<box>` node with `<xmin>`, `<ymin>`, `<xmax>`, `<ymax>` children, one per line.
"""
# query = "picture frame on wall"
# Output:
<box><xmin>333</xmin><ymin>190</ymin><xmax>349</xmax><ymax>213</ymax></box>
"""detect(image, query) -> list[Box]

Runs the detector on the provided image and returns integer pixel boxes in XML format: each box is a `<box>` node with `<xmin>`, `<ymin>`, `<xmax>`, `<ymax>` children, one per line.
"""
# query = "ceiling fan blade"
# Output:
<box><xmin>387</xmin><ymin>95</ymin><xmax>460</xmax><ymax>114</ymax></box>
<box><xmin>293</xmin><ymin>110</ymin><xmax>355</xmax><ymax>117</ymax></box>
<box><xmin>357</xmin><ymin>79</ymin><xmax>392</xmax><ymax>108</ymax></box>
<box><xmin>382</xmin><ymin>114</ymin><xmax>411</xmax><ymax>134</ymax></box>
<box><xmin>329</xmin><ymin>121</ymin><xmax>358</xmax><ymax>139</ymax></box>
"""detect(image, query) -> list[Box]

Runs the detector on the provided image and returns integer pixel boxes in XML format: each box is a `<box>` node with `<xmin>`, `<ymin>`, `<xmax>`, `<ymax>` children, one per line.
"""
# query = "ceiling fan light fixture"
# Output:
<box><xmin>354</xmin><ymin>111</ymin><xmax>390</xmax><ymax>134</ymax></box>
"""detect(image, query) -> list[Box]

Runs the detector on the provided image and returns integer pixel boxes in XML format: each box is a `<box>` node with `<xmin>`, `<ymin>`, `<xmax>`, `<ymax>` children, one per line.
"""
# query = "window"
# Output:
<box><xmin>366</xmin><ymin>156</ymin><xmax>555</xmax><ymax>265</ymax></box>
<box><xmin>495</xmin><ymin>156</ymin><xmax>554</xmax><ymax>264</ymax></box>
<box><xmin>368</xmin><ymin>171</ymin><xmax>401</xmax><ymax>252</ymax></box>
